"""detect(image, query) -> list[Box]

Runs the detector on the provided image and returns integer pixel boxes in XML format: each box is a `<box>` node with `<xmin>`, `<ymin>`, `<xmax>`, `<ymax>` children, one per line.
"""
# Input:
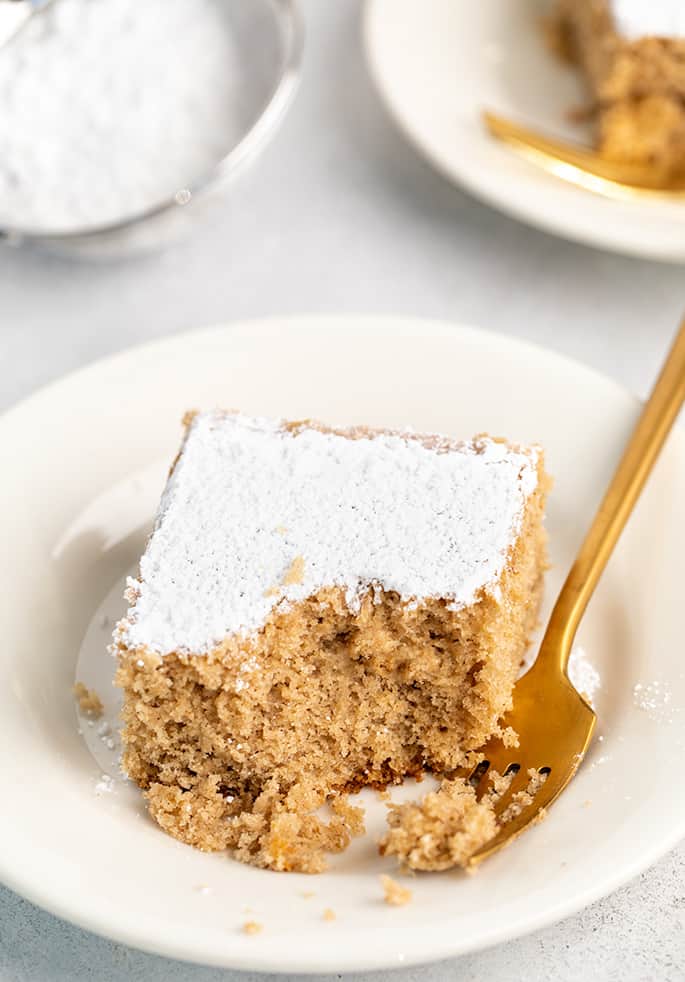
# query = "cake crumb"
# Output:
<box><xmin>301</xmin><ymin>891</ymin><xmax>315</xmax><ymax>899</ymax></box>
<box><xmin>322</xmin><ymin>907</ymin><xmax>336</xmax><ymax>921</ymax></box>
<box><xmin>380</xmin><ymin>767</ymin><xmax>548</xmax><ymax>872</ymax></box>
<box><xmin>73</xmin><ymin>682</ymin><xmax>103</xmax><ymax>718</ymax></box>
<box><xmin>377</xmin><ymin>789</ymin><xmax>391</xmax><ymax>802</ymax></box>
<box><xmin>380</xmin><ymin>778</ymin><xmax>496</xmax><ymax>871</ymax></box>
<box><xmin>242</xmin><ymin>920</ymin><xmax>263</xmax><ymax>936</ymax></box>
<box><xmin>487</xmin><ymin>768</ymin><xmax>514</xmax><ymax>800</ymax></box>
<box><xmin>380</xmin><ymin>874</ymin><xmax>412</xmax><ymax>907</ymax></box>
<box><xmin>500</xmin><ymin>768</ymin><xmax>548</xmax><ymax>823</ymax></box>
<box><xmin>282</xmin><ymin>555</ymin><xmax>305</xmax><ymax>586</ymax></box>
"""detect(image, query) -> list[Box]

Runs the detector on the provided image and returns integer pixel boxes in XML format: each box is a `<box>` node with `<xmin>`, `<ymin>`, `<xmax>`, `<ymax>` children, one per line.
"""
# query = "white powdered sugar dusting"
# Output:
<box><xmin>118</xmin><ymin>413</ymin><xmax>539</xmax><ymax>655</ymax></box>
<box><xmin>94</xmin><ymin>774</ymin><xmax>115</xmax><ymax>796</ymax></box>
<box><xmin>0</xmin><ymin>0</ymin><xmax>241</xmax><ymax>232</ymax></box>
<box><xmin>633</xmin><ymin>679</ymin><xmax>679</xmax><ymax>723</ymax></box>
<box><xmin>611</xmin><ymin>0</ymin><xmax>685</xmax><ymax>40</ymax></box>
<box><xmin>568</xmin><ymin>646</ymin><xmax>601</xmax><ymax>706</ymax></box>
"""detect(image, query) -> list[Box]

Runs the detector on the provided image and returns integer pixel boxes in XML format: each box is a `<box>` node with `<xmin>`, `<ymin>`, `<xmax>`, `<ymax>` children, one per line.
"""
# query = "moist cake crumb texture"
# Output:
<box><xmin>114</xmin><ymin>412</ymin><xmax>549</xmax><ymax>873</ymax></box>
<box><xmin>380</xmin><ymin>779</ymin><xmax>497</xmax><ymax>871</ymax></box>
<box><xmin>380</xmin><ymin>767</ymin><xmax>550</xmax><ymax>872</ymax></box>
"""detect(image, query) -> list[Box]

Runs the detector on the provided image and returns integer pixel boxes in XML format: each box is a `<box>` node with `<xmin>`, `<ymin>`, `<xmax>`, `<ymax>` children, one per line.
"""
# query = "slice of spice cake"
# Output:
<box><xmin>113</xmin><ymin>411</ymin><xmax>549</xmax><ymax>872</ymax></box>
<box><xmin>553</xmin><ymin>0</ymin><xmax>685</xmax><ymax>181</ymax></box>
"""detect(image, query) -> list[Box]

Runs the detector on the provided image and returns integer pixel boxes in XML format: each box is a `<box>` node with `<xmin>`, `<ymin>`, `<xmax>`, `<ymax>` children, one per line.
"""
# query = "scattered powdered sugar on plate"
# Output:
<box><xmin>633</xmin><ymin>679</ymin><xmax>680</xmax><ymax>723</ymax></box>
<box><xmin>0</xmin><ymin>0</ymin><xmax>241</xmax><ymax>231</ymax></box>
<box><xmin>75</xmin><ymin>576</ymin><xmax>128</xmax><ymax>778</ymax></box>
<box><xmin>567</xmin><ymin>646</ymin><xmax>601</xmax><ymax>706</ymax></box>
<box><xmin>95</xmin><ymin>719</ymin><xmax>117</xmax><ymax>753</ymax></box>
<box><xmin>94</xmin><ymin>774</ymin><xmax>115</xmax><ymax>796</ymax></box>
<box><xmin>118</xmin><ymin>412</ymin><xmax>540</xmax><ymax>654</ymax></box>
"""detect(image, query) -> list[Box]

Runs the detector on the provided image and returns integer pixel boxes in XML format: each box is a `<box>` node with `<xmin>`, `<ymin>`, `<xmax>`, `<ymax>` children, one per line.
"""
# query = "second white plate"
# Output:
<box><xmin>364</xmin><ymin>0</ymin><xmax>685</xmax><ymax>263</ymax></box>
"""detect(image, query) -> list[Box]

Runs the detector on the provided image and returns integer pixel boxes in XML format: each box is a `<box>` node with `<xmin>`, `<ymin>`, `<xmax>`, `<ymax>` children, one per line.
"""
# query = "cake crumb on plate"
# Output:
<box><xmin>73</xmin><ymin>682</ymin><xmax>103</xmax><ymax>718</ymax></box>
<box><xmin>380</xmin><ymin>778</ymin><xmax>497</xmax><ymax>871</ymax></box>
<box><xmin>322</xmin><ymin>907</ymin><xmax>336</xmax><ymax>921</ymax></box>
<box><xmin>380</xmin><ymin>874</ymin><xmax>412</xmax><ymax>906</ymax></box>
<box><xmin>242</xmin><ymin>920</ymin><xmax>263</xmax><ymax>936</ymax></box>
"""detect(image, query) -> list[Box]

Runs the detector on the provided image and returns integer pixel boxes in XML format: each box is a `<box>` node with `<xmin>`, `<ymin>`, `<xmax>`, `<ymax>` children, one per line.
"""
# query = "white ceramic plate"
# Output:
<box><xmin>364</xmin><ymin>0</ymin><xmax>685</xmax><ymax>263</ymax></box>
<box><xmin>1</xmin><ymin>316</ymin><xmax>684</xmax><ymax>973</ymax></box>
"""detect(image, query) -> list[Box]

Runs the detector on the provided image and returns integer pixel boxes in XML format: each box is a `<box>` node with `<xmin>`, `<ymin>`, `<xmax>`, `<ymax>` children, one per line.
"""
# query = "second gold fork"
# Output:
<box><xmin>483</xmin><ymin>110</ymin><xmax>685</xmax><ymax>201</ymax></box>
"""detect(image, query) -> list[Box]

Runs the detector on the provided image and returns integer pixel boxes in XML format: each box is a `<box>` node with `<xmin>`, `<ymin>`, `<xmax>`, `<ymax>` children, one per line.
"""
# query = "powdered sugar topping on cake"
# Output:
<box><xmin>118</xmin><ymin>413</ymin><xmax>539</xmax><ymax>654</ymax></box>
<box><xmin>611</xmin><ymin>0</ymin><xmax>685</xmax><ymax>40</ymax></box>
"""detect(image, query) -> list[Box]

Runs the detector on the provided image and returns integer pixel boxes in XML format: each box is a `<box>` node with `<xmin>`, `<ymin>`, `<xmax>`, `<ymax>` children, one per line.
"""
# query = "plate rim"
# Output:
<box><xmin>0</xmin><ymin>313</ymin><xmax>645</xmax><ymax>429</ymax></box>
<box><xmin>363</xmin><ymin>0</ymin><xmax>685</xmax><ymax>265</ymax></box>
<box><xmin>2</xmin><ymin>314</ymin><xmax>685</xmax><ymax>973</ymax></box>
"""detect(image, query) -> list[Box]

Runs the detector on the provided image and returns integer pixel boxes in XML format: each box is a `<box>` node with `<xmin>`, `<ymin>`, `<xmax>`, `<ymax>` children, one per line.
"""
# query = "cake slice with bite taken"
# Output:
<box><xmin>113</xmin><ymin>411</ymin><xmax>549</xmax><ymax>872</ymax></box>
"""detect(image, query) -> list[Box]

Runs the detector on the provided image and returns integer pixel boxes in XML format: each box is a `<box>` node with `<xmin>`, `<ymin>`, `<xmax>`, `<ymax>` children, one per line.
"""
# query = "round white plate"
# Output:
<box><xmin>364</xmin><ymin>0</ymin><xmax>685</xmax><ymax>263</ymax></box>
<box><xmin>1</xmin><ymin>316</ymin><xmax>684</xmax><ymax>973</ymax></box>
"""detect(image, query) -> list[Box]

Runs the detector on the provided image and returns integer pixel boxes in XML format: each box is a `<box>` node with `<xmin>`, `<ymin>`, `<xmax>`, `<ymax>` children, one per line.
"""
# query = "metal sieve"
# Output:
<box><xmin>0</xmin><ymin>0</ymin><xmax>303</xmax><ymax>256</ymax></box>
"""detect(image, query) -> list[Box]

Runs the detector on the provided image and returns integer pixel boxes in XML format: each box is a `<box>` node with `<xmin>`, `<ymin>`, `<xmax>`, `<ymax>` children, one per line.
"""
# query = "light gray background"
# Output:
<box><xmin>1</xmin><ymin>3</ymin><xmax>684</xmax><ymax>980</ymax></box>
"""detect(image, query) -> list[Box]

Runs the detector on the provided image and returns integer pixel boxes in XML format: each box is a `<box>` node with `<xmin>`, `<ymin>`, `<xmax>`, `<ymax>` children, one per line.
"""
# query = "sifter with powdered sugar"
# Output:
<box><xmin>0</xmin><ymin>0</ymin><xmax>302</xmax><ymax>255</ymax></box>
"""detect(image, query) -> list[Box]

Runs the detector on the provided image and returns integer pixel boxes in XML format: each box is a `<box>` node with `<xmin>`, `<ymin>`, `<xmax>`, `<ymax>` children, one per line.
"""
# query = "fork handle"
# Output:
<box><xmin>547</xmin><ymin>316</ymin><xmax>685</xmax><ymax>670</ymax></box>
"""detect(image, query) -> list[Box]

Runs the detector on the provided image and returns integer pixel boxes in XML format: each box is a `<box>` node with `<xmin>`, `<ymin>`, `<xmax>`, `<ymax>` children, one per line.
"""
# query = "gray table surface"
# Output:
<box><xmin>1</xmin><ymin>3</ymin><xmax>684</xmax><ymax>980</ymax></box>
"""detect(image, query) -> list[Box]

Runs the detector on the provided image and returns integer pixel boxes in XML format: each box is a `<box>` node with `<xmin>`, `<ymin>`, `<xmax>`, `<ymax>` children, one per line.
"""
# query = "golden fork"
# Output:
<box><xmin>466</xmin><ymin>314</ymin><xmax>685</xmax><ymax>867</ymax></box>
<box><xmin>483</xmin><ymin>110</ymin><xmax>685</xmax><ymax>201</ymax></box>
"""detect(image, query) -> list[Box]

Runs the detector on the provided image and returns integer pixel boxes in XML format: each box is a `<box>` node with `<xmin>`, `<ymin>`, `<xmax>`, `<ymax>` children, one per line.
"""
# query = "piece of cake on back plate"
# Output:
<box><xmin>553</xmin><ymin>0</ymin><xmax>685</xmax><ymax>181</ymax></box>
